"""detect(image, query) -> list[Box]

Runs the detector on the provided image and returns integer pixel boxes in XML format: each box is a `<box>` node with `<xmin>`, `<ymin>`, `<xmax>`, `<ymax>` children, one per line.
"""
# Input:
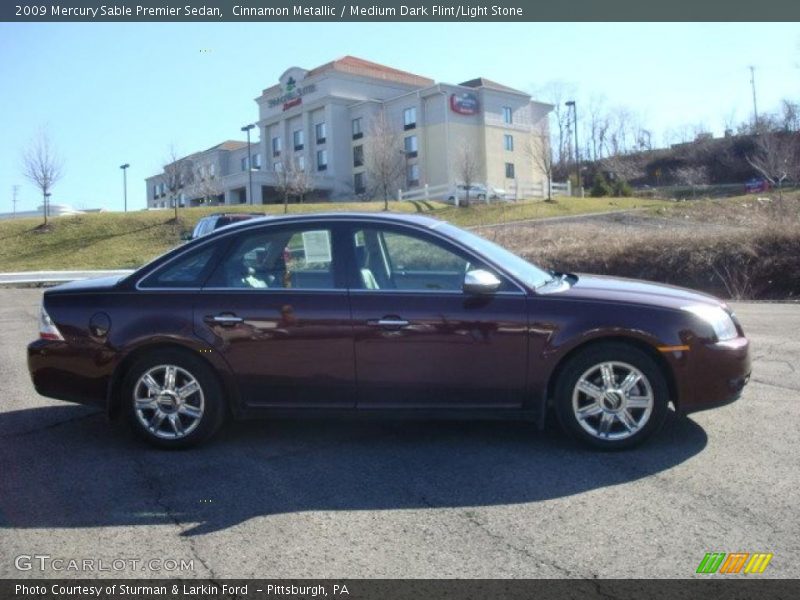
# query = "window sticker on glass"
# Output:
<box><xmin>302</xmin><ymin>230</ymin><xmax>332</xmax><ymax>264</ymax></box>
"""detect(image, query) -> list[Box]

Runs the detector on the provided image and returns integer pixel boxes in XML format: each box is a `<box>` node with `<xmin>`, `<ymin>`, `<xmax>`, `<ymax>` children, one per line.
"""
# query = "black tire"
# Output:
<box><xmin>554</xmin><ymin>342</ymin><xmax>669</xmax><ymax>450</ymax></box>
<box><xmin>122</xmin><ymin>349</ymin><xmax>226</xmax><ymax>449</ymax></box>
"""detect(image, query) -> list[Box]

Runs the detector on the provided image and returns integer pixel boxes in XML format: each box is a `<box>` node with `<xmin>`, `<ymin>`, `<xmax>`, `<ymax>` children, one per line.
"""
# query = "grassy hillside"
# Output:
<box><xmin>0</xmin><ymin>197</ymin><xmax>670</xmax><ymax>272</ymax></box>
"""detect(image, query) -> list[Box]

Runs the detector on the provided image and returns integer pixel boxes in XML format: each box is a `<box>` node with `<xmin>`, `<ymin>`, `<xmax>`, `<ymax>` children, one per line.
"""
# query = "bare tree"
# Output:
<box><xmin>273</xmin><ymin>159</ymin><xmax>295</xmax><ymax>214</ymax></box>
<box><xmin>781</xmin><ymin>99</ymin><xmax>800</xmax><ymax>132</ymax></box>
<box><xmin>526</xmin><ymin>133</ymin><xmax>554</xmax><ymax>201</ymax></box>
<box><xmin>161</xmin><ymin>146</ymin><xmax>193</xmax><ymax>220</ymax></box>
<box><xmin>22</xmin><ymin>130</ymin><xmax>63</xmax><ymax>227</ymax></box>
<box><xmin>536</xmin><ymin>81</ymin><xmax>576</xmax><ymax>176</ymax></box>
<box><xmin>454</xmin><ymin>144</ymin><xmax>481</xmax><ymax>207</ymax></box>
<box><xmin>191</xmin><ymin>163</ymin><xmax>223</xmax><ymax>206</ymax></box>
<box><xmin>364</xmin><ymin>109</ymin><xmax>405</xmax><ymax>210</ymax></box>
<box><xmin>746</xmin><ymin>132</ymin><xmax>800</xmax><ymax>200</ymax></box>
<box><xmin>290</xmin><ymin>160</ymin><xmax>315</xmax><ymax>204</ymax></box>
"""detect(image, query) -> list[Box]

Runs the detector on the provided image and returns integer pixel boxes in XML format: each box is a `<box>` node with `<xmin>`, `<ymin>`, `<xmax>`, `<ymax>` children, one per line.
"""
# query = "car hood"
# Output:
<box><xmin>550</xmin><ymin>273</ymin><xmax>726</xmax><ymax>311</ymax></box>
<box><xmin>45</xmin><ymin>275</ymin><xmax>127</xmax><ymax>295</ymax></box>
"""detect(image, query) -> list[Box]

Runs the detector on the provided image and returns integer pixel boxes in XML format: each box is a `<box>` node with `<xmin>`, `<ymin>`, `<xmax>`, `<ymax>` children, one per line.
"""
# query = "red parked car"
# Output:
<box><xmin>28</xmin><ymin>213</ymin><xmax>750</xmax><ymax>449</ymax></box>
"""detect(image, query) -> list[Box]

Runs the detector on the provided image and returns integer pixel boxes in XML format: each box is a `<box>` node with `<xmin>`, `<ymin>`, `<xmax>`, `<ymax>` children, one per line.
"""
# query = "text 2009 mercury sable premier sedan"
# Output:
<box><xmin>28</xmin><ymin>213</ymin><xmax>751</xmax><ymax>449</ymax></box>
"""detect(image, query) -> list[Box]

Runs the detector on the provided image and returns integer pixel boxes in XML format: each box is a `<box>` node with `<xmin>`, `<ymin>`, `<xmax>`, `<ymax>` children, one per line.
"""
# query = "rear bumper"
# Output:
<box><xmin>678</xmin><ymin>337</ymin><xmax>751</xmax><ymax>414</ymax></box>
<box><xmin>27</xmin><ymin>339</ymin><xmax>109</xmax><ymax>408</ymax></box>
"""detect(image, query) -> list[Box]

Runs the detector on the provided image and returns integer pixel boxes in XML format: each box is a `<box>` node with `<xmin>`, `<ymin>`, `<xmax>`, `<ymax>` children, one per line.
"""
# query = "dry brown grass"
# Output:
<box><xmin>484</xmin><ymin>194</ymin><xmax>800</xmax><ymax>300</ymax></box>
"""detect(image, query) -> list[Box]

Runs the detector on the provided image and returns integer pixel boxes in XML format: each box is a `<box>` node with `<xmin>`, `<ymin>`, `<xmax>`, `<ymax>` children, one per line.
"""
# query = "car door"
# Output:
<box><xmin>192</xmin><ymin>222</ymin><xmax>356</xmax><ymax>408</ymax></box>
<box><xmin>346</xmin><ymin>223</ymin><xmax>529</xmax><ymax>409</ymax></box>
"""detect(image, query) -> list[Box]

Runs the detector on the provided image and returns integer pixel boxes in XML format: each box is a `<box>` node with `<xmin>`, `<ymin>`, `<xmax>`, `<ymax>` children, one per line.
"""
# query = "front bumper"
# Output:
<box><xmin>678</xmin><ymin>336</ymin><xmax>751</xmax><ymax>414</ymax></box>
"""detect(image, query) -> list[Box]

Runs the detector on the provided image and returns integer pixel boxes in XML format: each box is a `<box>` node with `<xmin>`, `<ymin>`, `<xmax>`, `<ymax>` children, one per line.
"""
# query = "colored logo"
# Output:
<box><xmin>450</xmin><ymin>92</ymin><xmax>479</xmax><ymax>115</ymax></box>
<box><xmin>696</xmin><ymin>552</ymin><xmax>773</xmax><ymax>574</ymax></box>
<box><xmin>285</xmin><ymin>77</ymin><xmax>296</xmax><ymax>93</ymax></box>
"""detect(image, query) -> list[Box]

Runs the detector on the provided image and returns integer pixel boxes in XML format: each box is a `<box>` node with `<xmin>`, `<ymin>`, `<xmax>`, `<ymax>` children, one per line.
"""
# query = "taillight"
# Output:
<box><xmin>39</xmin><ymin>305</ymin><xmax>64</xmax><ymax>341</ymax></box>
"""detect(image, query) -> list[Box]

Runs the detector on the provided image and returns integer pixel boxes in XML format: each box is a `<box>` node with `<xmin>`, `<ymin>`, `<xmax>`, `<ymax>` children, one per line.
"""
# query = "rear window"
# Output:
<box><xmin>139</xmin><ymin>245</ymin><xmax>218</xmax><ymax>288</ymax></box>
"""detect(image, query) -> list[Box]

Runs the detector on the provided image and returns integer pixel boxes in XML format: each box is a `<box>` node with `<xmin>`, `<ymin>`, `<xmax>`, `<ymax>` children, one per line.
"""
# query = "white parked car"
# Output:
<box><xmin>445</xmin><ymin>184</ymin><xmax>489</xmax><ymax>204</ymax></box>
<box><xmin>445</xmin><ymin>184</ymin><xmax>511</xmax><ymax>204</ymax></box>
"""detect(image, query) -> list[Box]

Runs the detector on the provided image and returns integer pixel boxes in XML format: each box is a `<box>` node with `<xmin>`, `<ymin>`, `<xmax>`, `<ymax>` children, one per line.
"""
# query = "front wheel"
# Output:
<box><xmin>122</xmin><ymin>349</ymin><xmax>226</xmax><ymax>449</ymax></box>
<box><xmin>554</xmin><ymin>343</ymin><xmax>669</xmax><ymax>450</ymax></box>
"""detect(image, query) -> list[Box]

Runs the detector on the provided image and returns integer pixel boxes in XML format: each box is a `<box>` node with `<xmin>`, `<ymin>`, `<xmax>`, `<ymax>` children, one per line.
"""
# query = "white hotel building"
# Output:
<box><xmin>145</xmin><ymin>56</ymin><xmax>552</xmax><ymax>207</ymax></box>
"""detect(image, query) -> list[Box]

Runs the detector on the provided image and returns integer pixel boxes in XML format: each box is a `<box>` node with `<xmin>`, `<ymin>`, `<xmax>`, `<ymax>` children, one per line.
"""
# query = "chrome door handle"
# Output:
<box><xmin>207</xmin><ymin>314</ymin><xmax>244</xmax><ymax>326</ymax></box>
<box><xmin>367</xmin><ymin>318</ymin><xmax>410</xmax><ymax>328</ymax></box>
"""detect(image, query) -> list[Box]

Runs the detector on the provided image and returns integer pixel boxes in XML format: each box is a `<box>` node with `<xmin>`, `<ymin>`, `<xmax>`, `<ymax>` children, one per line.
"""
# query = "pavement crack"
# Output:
<box><xmin>751</xmin><ymin>378</ymin><xmax>800</xmax><ymax>392</ymax></box>
<box><xmin>442</xmin><ymin>501</ymin><xmax>580</xmax><ymax>578</ymax></box>
<box><xmin>130</xmin><ymin>453</ymin><xmax>220</xmax><ymax>579</ymax></box>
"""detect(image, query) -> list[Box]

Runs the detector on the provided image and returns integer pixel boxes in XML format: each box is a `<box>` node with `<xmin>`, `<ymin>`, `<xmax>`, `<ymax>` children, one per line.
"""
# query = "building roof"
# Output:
<box><xmin>308</xmin><ymin>55</ymin><xmax>435</xmax><ymax>88</ymax></box>
<box><xmin>205</xmin><ymin>140</ymin><xmax>248</xmax><ymax>152</ymax></box>
<box><xmin>459</xmin><ymin>77</ymin><xmax>528</xmax><ymax>95</ymax></box>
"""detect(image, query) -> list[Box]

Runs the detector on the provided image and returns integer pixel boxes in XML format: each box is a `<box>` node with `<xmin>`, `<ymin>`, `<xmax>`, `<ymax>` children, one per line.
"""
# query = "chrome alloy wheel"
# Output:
<box><xmin>571</xmin><ymin>361</ymin><xmax>654</xmax><ymax>441</ymax></box>
<box><xmin>133</xmin><ymin>365</ymin><xmax>205</xmax><ymax>440</ymax></box>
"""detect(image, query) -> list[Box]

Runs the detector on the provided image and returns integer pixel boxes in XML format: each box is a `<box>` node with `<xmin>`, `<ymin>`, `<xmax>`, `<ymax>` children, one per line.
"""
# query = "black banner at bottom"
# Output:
<box><xmin>3</xmin><ymin>579</ymin><xmax>799</xmax><ymax>600</ymax></box>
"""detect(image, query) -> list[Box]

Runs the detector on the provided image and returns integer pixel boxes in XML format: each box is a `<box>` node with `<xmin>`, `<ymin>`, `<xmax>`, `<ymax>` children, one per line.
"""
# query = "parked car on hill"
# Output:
<box><xmin>189</xmin><ymin>212</ymin><xmax>266</xmax><ymax>239</ymax></box>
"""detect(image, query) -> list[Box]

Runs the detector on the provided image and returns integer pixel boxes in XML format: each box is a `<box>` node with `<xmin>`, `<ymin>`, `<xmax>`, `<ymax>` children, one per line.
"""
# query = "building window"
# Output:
<box><xmin>273</xmin><ymin>161</ymin><xmax>283</xmax><ymax>172</ymax></box>
<box><xmin>153</xmin><ymin>185</ymin><xmax>159</xmax><ymax>200</ymax></box>
<box><xmin>271</xmin><ymin>136</ymin><xmax>282</xmax><ymax>157</ymax></box>
<box><xmin>505</xmin><ymin>162</ymin><xmax>515</xmax><ymax>179</ymax></box>
<box><xmin>252</xmin><ymin>153</ymin><xmax>261</xmax><ymax>170</ymax></box>
<box><xmin>504</xmin><ymin>134</ymin><xmax>514</xmax><ymax>151</ymax></box>
<box><xmin>353</xmin><ymin>145</ymin><xmax>364</xmax><ymax>167</ymax></box>
<box><xmin>406</xmin><ymin>163</ymin><xmax>420</xmax><ymax>188</ymax></box>
<box><xmin>317</xmin><ymin>150</ymin><xmax>328</xmax><ymax>172</ymax></box>
<box><xmin>315</xmin><ymin>122</ymin><xmax>326</xmax><ymax>145</ymax></box>
<box><xmin>293</xmin><ymin>129</ymin><xmax>304</xmax><ymax>151</ymax></box>
<box><xmin>354</xmin><ymin>172</ymin><xmax>365</xmax><ymax>195</ymax></box>
<box><xmin>241</xmin><ymin>156</ymin><xmax>249</xmax><ymax>172</ymax></box>
<box><xmin>209</xmin><ymin>163</ymin><xmax>215</xmax><ymax>178</ymax></box>
<box><xmin>404</xmin><ymin>135</ymin><xmax>418</xmax><ymax>158</ymax></box>
<box><xmin>503</xmin><ymin>106</ymin><xmax>513</xmax><ymax>124</ymax></box>
<box><xmin>403</xmin><ymin>107</ymin><xmax>416</xmax><ymax>130</ymax></box>
<box><xmin>297</xmin><ymin>155</ymin><xmax>305</xmax><ymax>172</ymax></box>
<box><xmin>352</xmin><ymin>117</ymin><xmax>363</xmax><ymax>140</ymax></box>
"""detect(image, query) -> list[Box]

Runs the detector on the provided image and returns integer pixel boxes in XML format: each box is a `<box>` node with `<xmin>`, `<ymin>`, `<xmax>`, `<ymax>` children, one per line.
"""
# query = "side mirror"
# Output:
<box><xmin>180</xmin><ymin>232</ymin><xmax>193</xmax><ymax>242</ymax></box>
<box><xmin>463</xmin><ymin>269</ymin><xmax>502</xmax><ymax>295</ymax></box>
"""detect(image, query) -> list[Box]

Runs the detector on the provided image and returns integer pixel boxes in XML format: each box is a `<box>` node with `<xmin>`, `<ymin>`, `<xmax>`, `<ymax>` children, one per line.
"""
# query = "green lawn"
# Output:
<box><xmin>0</xmin><ymin>197</ymin><xmax>673</xmax><ymax>272</ymax></box>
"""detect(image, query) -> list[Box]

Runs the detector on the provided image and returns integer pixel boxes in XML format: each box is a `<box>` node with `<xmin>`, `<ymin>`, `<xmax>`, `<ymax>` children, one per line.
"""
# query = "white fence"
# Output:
<box><xmin>397</xmin><ymin>180</ymin><xmax>571</xmax><ymax>204</ymax></box>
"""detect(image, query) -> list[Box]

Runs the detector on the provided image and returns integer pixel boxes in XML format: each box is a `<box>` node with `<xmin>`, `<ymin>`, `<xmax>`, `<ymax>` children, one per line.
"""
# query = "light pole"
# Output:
<box><xmin>565</xmin><ymin>100</ymin><xmax>581</xmax><ymax>193</ymax></box>
<box><xmin>119</xmin><ymin>163</ymin><xmax>130</xmax><ymax>212</ymax></box>
<box><xmin>241</xmin><ymin>124</ymin><xmax>255</xmax><ymax>205</ymax></box>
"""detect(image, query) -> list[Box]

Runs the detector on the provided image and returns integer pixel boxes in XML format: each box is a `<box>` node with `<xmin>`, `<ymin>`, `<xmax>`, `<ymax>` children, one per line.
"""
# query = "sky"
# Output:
<box><xmin>0</xmin><ymin>22</ymin><xmax>798</xmax><ymax>213</ymax></box>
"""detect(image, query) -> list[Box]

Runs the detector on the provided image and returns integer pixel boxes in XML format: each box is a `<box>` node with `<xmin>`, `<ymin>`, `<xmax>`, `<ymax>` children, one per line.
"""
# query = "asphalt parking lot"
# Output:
<box><xmin>0</xmin><ymin>287</ymin><xmax>798</xmax><ymax>579</ymax></box>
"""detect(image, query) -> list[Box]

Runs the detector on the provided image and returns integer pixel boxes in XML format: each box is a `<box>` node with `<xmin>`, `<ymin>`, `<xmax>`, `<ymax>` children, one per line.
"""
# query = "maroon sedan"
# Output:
<box><xmin>28</xmin><ymin>213</ymin><xmax>750</xmax><ymax>449</ymax></box>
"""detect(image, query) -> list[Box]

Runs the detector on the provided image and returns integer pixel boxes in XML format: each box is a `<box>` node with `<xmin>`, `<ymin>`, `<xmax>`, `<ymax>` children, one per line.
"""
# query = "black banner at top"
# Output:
<box><xmin>2</xmin><ymin>0</ymin><xmax>799</xmax><ymax>22</ymax></box>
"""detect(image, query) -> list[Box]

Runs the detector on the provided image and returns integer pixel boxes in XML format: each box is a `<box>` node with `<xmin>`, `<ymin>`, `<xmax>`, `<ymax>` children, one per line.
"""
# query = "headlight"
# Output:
<box><xmin>682</xmin><ymin>305</ymin><xmax>738</xmax><ymax>342</ymax></box>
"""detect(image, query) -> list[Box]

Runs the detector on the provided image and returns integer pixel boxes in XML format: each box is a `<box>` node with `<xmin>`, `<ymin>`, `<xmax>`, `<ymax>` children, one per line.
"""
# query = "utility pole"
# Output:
<box><xmin>749</xmin><ymin>65</ymin><xmax>759</xmax><ymax>132</ymax></box>
<box><xmin>12</xmin><ymin>185</ymin><xmax>19</xmax><ymax>217</ymax></box>
<box><xmin>565</xmin><ymin>100</ymin><xmax>581</xmax><ymax>193</ymax></box>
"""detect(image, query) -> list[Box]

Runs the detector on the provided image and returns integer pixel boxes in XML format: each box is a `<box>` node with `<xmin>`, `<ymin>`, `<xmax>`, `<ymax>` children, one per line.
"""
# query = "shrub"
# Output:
<box><xmin>590</xmin><ymin>173</ymin><xmax>614</xmax><ymax>197</ymax></box>
<box><xmin>613</xmin><ymin>179</ymin><xmax>633</xmax><ymax>197</ymax></box>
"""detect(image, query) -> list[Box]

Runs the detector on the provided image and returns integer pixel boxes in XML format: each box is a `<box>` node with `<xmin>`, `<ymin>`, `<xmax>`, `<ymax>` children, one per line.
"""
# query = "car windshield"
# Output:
<box><xmin>437</xmin><ymin>223</ymin><xmax>556</xmax><ymax>290</ymax></box>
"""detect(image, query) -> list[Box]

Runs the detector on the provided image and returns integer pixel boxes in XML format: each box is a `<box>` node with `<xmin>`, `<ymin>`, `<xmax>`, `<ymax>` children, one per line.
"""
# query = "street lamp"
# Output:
<box><xmin>241</xmin><ymin>123</ymin><xmax>256</xmax><ymax>205</ymax></box>
<box><xmin>565</xmin><ymin>100</ymin><xmax>581</xmax><ymax>193</ymax></box>
<box><xmin>119</xmin><ymin>163</ymin><xmax>130</xmax><ymax>212</ymax></box>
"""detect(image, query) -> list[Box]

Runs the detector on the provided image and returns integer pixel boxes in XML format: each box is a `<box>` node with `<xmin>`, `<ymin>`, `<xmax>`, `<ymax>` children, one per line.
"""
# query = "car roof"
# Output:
<box><xmin>204</xmin><ymin>211</ymin><xmax>445</xmax><ymax>237</ymax></box>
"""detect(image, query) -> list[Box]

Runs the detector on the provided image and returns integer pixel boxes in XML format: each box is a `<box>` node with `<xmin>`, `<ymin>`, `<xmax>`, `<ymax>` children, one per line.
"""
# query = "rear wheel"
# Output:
<box><xmin>554</xmin><ymin>343</ymin><xmax>669</xmax><ymax>450</ymax></box>
<box><xmin>122</xmin><ymin>349</ymin><xmax>225</xmax><ymax>449</ymax></box>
